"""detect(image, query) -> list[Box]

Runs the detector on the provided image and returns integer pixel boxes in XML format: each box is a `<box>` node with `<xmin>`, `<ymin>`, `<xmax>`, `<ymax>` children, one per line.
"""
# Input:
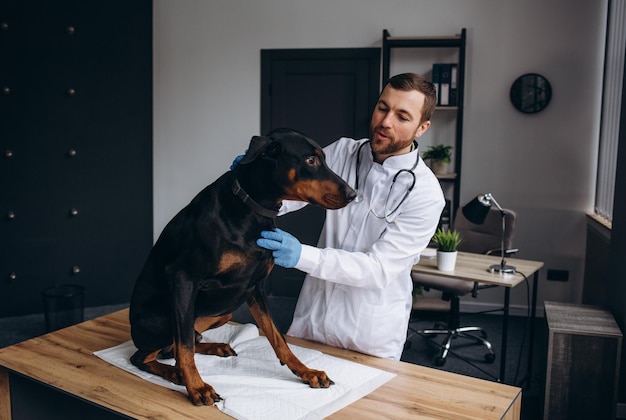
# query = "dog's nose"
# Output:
<box><xmin>345</xmin><ymin>187</ymin><xmax>357</xmax><ymax>203</ymax></box>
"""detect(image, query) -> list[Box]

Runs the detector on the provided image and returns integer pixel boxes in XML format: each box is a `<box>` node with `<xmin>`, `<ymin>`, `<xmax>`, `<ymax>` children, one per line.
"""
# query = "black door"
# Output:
<box><xmin>0</xmin><ymin>0</ymin><xmax>152</xmax><ymax>316</ymax></box>
<box><xmin>260</xmin><ymin>48</ymin><xmax>380</xmax><ymax>296</ymax></box>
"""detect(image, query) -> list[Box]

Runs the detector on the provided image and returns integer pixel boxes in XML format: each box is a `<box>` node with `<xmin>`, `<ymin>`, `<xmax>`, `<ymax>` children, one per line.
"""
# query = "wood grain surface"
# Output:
<box><xmin>0</xmin><ymin>309</ymin><xmax>522</xmax><ymax>419</ymax></box>
<box><xmin>413</xmin><ymin>251</ymin><xmax>544</xmax><ymax>288</ymax></box>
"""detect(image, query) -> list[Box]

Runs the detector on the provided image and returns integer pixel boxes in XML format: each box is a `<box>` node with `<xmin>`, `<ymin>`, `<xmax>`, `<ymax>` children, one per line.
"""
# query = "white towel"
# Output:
<box><xmin>94</xmin><ymin>323</ymin><xmax>395</xmax><ymax>419</ymax></box>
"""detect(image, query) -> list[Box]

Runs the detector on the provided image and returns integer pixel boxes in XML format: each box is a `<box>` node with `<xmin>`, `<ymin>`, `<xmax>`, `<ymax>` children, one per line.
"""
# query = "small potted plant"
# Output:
<box><xmin>422</xmin><ymin>144</ymin><xmax>453</xmax><ymax>175</ymax></box>
<box><xmin>432</xmin><ymin>227</ymin><xmax>462</xmax><ymax>271</ymax></box>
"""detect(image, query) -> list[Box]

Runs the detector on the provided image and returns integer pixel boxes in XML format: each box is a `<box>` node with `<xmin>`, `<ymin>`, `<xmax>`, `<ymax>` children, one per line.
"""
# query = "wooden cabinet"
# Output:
<box><xmin>544</xmin><ymin>301</ymin><xmax>622</xmax><ymax>420</ymax></box>
<box><xmin>382</xmin><ymin>29</ymin><xmax>466</xmax><ymax>225</ymax></box>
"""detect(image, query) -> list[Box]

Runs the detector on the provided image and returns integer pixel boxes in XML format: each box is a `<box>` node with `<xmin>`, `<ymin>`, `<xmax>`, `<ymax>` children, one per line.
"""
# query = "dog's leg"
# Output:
<box><xmin>247</xmin><ymin>287</ymin><xmax>333</xmax><ymax>388</ymax></box>
<box><xmin>172</xmin><ymin>272</ymin><xmax>221</xmax><ymax>405</ymax></box>
<box><xmin>193</xmin><ymin>315</ymin><xmax>238</xmax><ymax>356</ymax></box>
<box><xmin>131</xmin><ymin>348</ymin><xmax>183</xmax><ymax>384</ymax></box>
<box><xmin>157</xmin><ymin>344</ymin><xmax>175</xmax><ymax>359</ymax></box>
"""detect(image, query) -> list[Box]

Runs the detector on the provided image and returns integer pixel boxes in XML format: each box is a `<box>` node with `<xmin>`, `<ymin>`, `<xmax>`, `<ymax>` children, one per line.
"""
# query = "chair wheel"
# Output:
<box><xmin>435</xmin><ymin>356</ymin><xmax>446</xmax><ymax>366</ymax></box>
<box><xmin>484</xmin><ymin>353</ymin><xmax>496</xmax><ymax>363</ymax></box>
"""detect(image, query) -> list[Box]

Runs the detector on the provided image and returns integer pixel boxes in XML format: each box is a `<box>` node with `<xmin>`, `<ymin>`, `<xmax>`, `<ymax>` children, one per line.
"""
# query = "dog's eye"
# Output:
<box><xmin>305</xmin><ymin>156</ymin><xmax>319</xmax><ymax>167</ymax></box>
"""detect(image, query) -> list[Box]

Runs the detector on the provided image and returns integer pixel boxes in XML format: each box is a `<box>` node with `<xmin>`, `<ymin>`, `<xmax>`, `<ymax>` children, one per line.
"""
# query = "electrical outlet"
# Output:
<box><xmin>547</xmin><ymin>269</ymin><xmax>569</xmax><ymax>282</ymax></box>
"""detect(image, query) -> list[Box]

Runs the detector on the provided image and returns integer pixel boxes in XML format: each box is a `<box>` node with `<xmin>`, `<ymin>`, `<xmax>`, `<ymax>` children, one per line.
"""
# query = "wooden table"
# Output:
<box><xmin>413</xmin><ymin>251</ymin><xmax>544</xmax><ymax>386</ymax></box>
<box><xmin>0</xmin><ymin>309</ymin><xmax>522</xmax><ymax>419</ymax></box>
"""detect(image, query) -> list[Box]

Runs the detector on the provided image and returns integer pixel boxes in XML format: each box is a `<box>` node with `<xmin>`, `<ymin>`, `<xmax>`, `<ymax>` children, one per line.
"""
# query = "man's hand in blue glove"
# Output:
<box><xmin>257</xmin><ymin>228</ymin><xmax>302</xmax><ymax>268</ymax></box>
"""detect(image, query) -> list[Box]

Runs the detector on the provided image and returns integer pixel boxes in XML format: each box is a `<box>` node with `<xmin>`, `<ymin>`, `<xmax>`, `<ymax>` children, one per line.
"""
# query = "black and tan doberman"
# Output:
<box><xmin>129</xmin><ymin>128</ymin><xmax>356</xmax><ymax>406</ymax></box>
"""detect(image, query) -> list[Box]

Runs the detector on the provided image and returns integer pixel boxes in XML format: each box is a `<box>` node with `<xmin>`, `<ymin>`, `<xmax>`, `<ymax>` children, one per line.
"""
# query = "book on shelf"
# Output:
<box><xmin>431</xmin><ymin>63</ymin><xmax>458</xmax><ymax>107</ymax></box>
<box><xmin>449</xmin><ymin>64</ymin><xmax>458</xmax><ymax>106</ymax></box>
<box><xmin>439</xmin><ymin>63</ymin><xmax>451</xmax><ymax>106</ymax></box>
<box><xmin>432</xmin><ymin>63</ymin><xmax>440</xmax><ymax>106</ymax></box>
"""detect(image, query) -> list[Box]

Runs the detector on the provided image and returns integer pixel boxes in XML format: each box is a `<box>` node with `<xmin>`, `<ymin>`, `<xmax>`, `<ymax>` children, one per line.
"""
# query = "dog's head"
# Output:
<box><xmin>238</xmin><ymin>128</ymin><xmax>356</xmax><ymax>209</ymax></box>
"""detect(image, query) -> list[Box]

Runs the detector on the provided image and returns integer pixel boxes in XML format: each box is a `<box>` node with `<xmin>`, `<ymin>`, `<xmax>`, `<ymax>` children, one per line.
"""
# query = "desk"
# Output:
<box><xmin>413</xmin><ymin>252</ymin><xmax>544</xmax><ymax>385</ymax></box>
<box><xmin>0</xmin><ymin>309</ymin><xmax>521</xmax><ymax>419</ymax></box>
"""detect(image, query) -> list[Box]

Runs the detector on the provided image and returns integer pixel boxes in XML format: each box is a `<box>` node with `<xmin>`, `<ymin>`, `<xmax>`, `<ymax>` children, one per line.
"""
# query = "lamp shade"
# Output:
<box><xmin>462</xmin><ymin>194</ymin><xmax>492</xmax><ymax>224</ymax></box>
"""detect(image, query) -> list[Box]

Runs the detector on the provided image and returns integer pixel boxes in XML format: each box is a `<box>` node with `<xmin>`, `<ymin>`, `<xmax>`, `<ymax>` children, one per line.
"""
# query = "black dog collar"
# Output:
<box><xmin>231</xmin><ymin>179</ymin><xmax>281</xmax><ymax>218</ymax></box>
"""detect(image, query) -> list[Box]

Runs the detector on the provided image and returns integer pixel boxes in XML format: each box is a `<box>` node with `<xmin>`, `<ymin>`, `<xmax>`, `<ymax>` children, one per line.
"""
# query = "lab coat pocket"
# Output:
<box><xmin>356</xmin><ymin>300</ymin><xmax>405</xmax><ymax>354</ymax></box>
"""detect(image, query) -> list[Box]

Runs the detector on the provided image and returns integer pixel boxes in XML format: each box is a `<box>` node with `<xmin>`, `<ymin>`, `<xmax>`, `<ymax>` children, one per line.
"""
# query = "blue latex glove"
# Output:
<box><xmin>230</xmin><ymin>149</ymin><xmax>247</xmax><ymax>170</ymax></box>
<box><xmin>257</xmin><ymin>228</ymin><xmax>302</xmax><ymax>268</ymax></box>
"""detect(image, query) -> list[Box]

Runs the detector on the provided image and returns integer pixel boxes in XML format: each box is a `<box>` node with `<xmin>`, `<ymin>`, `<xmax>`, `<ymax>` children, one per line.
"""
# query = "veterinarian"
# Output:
<box><xmin>255</xmin><ymin>73</ymin><xmax>445</xmax><ymax>360</ymax></box>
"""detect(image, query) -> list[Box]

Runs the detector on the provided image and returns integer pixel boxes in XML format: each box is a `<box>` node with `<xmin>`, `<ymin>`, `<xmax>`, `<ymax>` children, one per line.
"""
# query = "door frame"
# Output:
<box><xmin>260</xmin><ymin>48</ymin><xmax>380</xmax><ymax>136</ymax></box>
<box><xmin>259</xmin><ymin>48</ymin><xmax>380</xmax><ymax>296</ymax></box>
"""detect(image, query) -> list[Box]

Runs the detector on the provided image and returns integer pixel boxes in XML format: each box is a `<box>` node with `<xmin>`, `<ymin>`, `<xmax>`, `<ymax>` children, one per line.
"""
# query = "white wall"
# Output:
<box><xmin>153</xmin><ymin>0</ymin><xmax>608</xmax><ymax>312</ymax></box>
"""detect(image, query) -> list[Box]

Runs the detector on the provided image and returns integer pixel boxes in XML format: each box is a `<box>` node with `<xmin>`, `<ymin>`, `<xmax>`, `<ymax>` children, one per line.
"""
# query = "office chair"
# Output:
<box><xmin>411</xmin><ymin>206</ymin><xmax>517</xmax><ymax>366</ymax></box>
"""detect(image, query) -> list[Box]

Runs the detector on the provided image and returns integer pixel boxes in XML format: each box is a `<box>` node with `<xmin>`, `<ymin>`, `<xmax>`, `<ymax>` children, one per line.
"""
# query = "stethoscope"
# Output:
<box><xmin>354</xmin><ymin>140</ymin><xmax>419</xmax><ymax>222</ymax></box>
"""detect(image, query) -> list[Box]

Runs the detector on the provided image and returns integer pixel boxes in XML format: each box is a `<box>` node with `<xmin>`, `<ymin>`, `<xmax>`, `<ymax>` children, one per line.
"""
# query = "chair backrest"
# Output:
<box><xmin>453</xmin><ymin>207</ymin><xmax>517</xmax><ymax>255</ymax></box>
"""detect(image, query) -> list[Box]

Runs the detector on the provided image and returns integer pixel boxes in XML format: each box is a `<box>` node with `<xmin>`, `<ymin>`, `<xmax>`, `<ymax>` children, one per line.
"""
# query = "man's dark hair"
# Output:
<box><xmin>384</xmin><ymin>73</ymin><xmax>437</xmax><ymax>124</ymax></box>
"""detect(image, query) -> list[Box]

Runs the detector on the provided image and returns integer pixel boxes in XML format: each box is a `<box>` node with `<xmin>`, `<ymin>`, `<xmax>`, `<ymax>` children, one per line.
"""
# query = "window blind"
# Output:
<box><xmin>596</xmin><ymin>0</ymin><xmax>626</xmax><ymax>223</ymax></box>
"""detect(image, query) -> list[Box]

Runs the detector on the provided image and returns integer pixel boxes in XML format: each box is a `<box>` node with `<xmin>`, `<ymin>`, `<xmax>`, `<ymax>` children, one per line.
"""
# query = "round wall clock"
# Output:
<box><xmin>509</xmin><ymin>73</ymin><xmax>552</xmax><ymax>114</ymax></box>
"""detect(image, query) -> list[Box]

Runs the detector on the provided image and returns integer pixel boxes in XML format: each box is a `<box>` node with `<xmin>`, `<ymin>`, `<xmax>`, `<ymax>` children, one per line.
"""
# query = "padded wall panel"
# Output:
<box><xmin>0</xmin><ymin>0</ymin><xmax>152</xmax><ymax>315</ymax></box>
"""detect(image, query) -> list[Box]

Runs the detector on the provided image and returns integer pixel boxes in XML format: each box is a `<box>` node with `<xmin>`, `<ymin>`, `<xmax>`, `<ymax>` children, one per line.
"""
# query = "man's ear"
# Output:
<box><xmin>415</xmin><ymin>120</ymin><xmax>431</xmax><ymax>138</ymax></box>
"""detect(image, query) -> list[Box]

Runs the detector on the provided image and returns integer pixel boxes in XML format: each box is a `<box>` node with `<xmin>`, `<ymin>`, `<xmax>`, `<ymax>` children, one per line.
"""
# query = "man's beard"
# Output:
<box><xmin>370</xmin><ymin>126</ymin><xmax>414</xmax><ymax>156</ymax></box>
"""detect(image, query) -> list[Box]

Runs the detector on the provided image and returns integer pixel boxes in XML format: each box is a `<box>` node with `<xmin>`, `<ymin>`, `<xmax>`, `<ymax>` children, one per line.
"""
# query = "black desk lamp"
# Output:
<box><xmin>462</xmin><ymin>193</ymin><xmax>516</xmax><ymax>274</ymax></box>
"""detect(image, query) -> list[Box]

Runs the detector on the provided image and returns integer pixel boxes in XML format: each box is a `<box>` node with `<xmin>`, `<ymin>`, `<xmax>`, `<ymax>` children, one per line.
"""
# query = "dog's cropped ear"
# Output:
<box><xmin>239</xmin><ymin>136</ymin><xmax>281</xmax><ymax>164</ymax></box>
<box><xmin>239</xmin><ymin>136</ymin><xmax>269</xmax><ymax>165</ymax></box>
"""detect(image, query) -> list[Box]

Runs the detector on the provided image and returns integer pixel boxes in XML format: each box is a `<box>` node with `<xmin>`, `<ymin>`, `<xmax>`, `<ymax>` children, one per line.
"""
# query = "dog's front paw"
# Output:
<box><xmin>188</xmin><ymin>383</ymin><xmax>222</xmax><ymax>406</ymax></box>
<box><xmin>298</xmin><ymin>368</ymin><xmax>334</xmax><ymax>388</ymax></box>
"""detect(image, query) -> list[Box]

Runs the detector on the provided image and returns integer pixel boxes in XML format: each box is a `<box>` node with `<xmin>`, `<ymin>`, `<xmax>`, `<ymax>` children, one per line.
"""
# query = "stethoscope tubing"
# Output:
<box><xmin>354</xmin><ymin>140</ymin><xmax>419</xmax><ymax>221</ymax></box>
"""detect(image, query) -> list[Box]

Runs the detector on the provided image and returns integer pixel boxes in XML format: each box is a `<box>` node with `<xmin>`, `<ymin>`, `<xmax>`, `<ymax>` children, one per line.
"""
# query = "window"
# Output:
<box><xmin>596</xmin><ymin>0</ymin><xmax>626</xmax><ymax>226</ymax></box>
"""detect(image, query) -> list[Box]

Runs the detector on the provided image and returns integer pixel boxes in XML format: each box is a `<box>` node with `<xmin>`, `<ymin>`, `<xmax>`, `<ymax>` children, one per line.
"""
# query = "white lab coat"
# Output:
<box><xmin>283</xmin><ymin>137</ymin><xmax>445</xmax><ymax>360</ymax></box>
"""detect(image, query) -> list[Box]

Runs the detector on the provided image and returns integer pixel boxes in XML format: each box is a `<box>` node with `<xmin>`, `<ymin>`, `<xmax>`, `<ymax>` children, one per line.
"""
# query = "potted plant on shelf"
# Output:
<box><xmin>432</xmin><ymin>227</ymin><xmax>462</xmax><ymax>271</ymax></box>
<box><xmin>422</xmin><ymin>144</ymin><xmax>453</xmax><ymax>175</ymax></box>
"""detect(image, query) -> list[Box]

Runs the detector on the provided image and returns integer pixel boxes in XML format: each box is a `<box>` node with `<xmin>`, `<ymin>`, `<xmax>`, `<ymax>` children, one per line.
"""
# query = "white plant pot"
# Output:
<box><xmin>429</xmin><ymin>160</ymin><xmax>449</xmax><ymax>175</ymax></box>
<box><xmin>437</xmin><ymin>250</ymin><xmax>458</xmax><ymax>272</ymax></box>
